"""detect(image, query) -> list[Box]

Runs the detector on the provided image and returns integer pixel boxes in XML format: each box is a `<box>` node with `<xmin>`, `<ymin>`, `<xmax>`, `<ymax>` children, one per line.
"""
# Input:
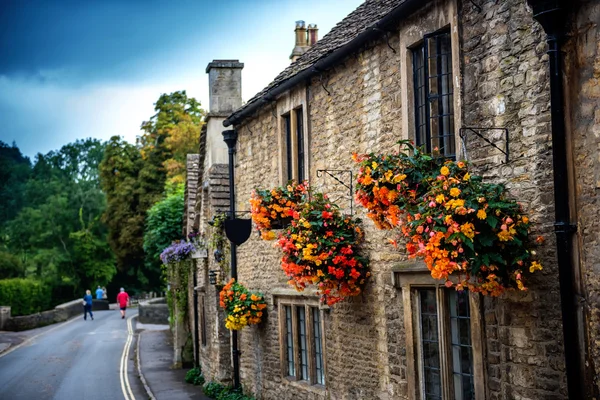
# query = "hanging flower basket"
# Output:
<box><xmin>277</xmin><ymin>191</ymin><xmax>370</xmax><ymax>306</ymax></box>
<box><xmin>250</xmin><ymin>182</ymin><xmax>308</xmax><ymax>240</ymax></box>
<box><xmin>219</xmin><ymin>279</ymin><xmax>267</xmax><ymax>330</ymax></box>
<box><xmin>354</xmin><ymin>140</ymin><xmax>543</xmax><ymax>296</ymax></box>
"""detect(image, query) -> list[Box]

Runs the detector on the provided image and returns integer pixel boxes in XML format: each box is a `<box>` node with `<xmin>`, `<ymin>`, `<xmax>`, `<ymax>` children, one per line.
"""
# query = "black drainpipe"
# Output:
<box><xmin>222</xmin><ymin>129</ymin><xmax>240</xmax><ymax>390</ymax></box>
<box><xmin>527</xmin><ymin>1</ymin><xmax>583</xmax><ymax>398</ymax></box>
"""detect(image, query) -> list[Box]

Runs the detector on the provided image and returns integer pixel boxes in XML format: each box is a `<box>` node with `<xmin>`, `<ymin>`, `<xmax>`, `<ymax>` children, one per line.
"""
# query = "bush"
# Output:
<box><xmin>202</xmin><ymin>382</ymin><xmax>255</xmax><ymax>400</ymax></box>
<box><xmin>0</xmin><ymin>278</ymin><xmax>51</xmax><ymax>316</ymax></box>
<box><xmin>0</xmin><ymin>251</ymin><xmax>25</xmax><ymax>279</ymax></box>
<box><xmin>185</xmin><ymin>367</ymin><xmax>205</xmax><ymax>386</ymax></box>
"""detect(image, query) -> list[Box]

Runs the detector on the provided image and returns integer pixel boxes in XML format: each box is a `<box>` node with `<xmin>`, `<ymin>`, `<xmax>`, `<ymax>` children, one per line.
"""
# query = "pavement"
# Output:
<box><xmin>136</xmin><ymin>322</ymin><xmax>209</xmax><ymax>400</ymax></box>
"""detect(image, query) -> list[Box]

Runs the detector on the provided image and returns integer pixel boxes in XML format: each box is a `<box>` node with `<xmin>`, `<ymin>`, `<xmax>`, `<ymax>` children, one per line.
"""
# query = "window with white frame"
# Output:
<box><xmin>278</xmin><ymin>298</ymin><xmax>325</xmax><ymax>386</ymax></box>
<box><xmin>412</xmin><ymin>28</ymin><xmax>455</xmax><ymax>158</ymax></box>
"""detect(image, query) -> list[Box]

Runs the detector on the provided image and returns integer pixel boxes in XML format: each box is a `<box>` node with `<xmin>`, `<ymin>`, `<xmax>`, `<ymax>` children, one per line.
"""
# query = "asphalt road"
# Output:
<box><xmin>0</xmin><ymin>309</ymin><xmax>144</xmax><ymax>400</ymax></box>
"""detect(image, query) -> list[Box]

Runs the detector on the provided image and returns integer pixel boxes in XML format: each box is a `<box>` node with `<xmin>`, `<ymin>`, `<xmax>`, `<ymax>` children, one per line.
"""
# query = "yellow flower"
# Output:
<box><xmin>384</xmin><ymin>170</ymin><xmax>393</xmax><ymax>182</ymax></box>
<box><xmin>303</xmin><ymin>221</ymin><xmax>311</xmax><ymax>228</ymax></box>
<box><xmin>440</xmin><ymin>166</ymin><xmax>450</xmax><ymax>176</ymax></box>
<box><xmin>449</xmin><ymin>188</ymin><xmax>461</xmax><ymax>197</ymax></box>
<box><xmin>460</xmin><ymin>223</ymin><xmax>475</xmax><ymax>239</ymax></box>
<box><xmin>498</xmin><ymin>231</ymin><xmax>512</xmax><ymax>242</ymax></box>
<box><xmin>529</xmin><ymin>261</ymin><xmax>543</xmax><ymax>273</ymax></box>
<box><xmin>463</xmin><ymin>173</ymin><xmax>470</xmax><ymax>181</ymax></box>
<box><xmin>393</xmin><ymin>174</ymin><xmax>407</xmax><ymax>183</ymax></box>
<box><xmin>436</xmin><ymin>194</ymin><xmax>445</xmax><ymax>203</ymax></box>
<box><xmin>477</xmin><ymin>209</ymin><xmax>487</xmax><ymax>220</ymax></box>
<box><xmin>261</xmin><ymin>230</ymin><xmax>276</xmax><ymax>240</ymax></box>
<box><xmin>372</xmin><ymin>162</ymin><xmax>378</xmax><ymax>169</ymax></box>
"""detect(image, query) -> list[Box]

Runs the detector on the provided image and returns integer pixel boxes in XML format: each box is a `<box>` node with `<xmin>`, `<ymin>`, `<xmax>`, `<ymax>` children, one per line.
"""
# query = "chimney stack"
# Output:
<box><xmin>290</xmin><ymin>20</ymin><xmax>313</xmax><ymax>63</ymax></box>
<box><xmin>205</xmin><ymin>59</ymin><xmax>244</xmax><ymax>166</ymax></box>
<box><xmin>307</xmin><ymin>24</ymin><xmax>318</xmax><ymax>46</ymax></box>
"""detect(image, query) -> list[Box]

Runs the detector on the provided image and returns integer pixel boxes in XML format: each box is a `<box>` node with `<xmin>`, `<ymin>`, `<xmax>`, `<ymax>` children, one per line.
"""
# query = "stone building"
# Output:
<box><xmin>188</xmin><ymin>0</ymin><xmax>600</xmax><ymax>399</ymax></box>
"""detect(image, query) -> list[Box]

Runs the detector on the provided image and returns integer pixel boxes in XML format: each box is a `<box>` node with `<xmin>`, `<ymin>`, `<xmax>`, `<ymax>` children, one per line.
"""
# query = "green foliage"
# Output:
<box><xmin>185</xmin><ymin>367</ymin><xmax>205</xmax><ymax>386</ymax></box>
<box><xmin>202</xmin><ymin>382</ymin><xmax>255</xmax><ymax>400</ymax></box>
<box><xmin>209</xmin><ymin>213</ymin><xmax>230</xmax><ymax>278</ymax></box>
<box><xmin>165</xmin><ymin>260</ymin><xmax>191</xmax><ymax>322</ymax></box>
<box><xmin>99</xmin><ymin>136</ymin><xmax>147</xmax><ymax>288</ymax></box>
<box><xmin>1</xmin><ymin>138</ymin><xmax>114</xmax><ymax>300</ymax></box>
<box><xmin>100</xmin><ymin>92</ymin><xmax>205</xmax><ymax>292</ymax></box>
<box><xmin>0</xmin><ymin>278</ymin><xmax>51</xmax><ymax>316</ymax></box>
<box><xmin>0</xmin><ymin>251</ymin><xmax>25</xmax><ymax>279</ymax></box>
<box><xmin>139</xmin><ymin>91</ymin><xmax>205</xmax><ymax>187</ymax></box>
<box><xmin>0</xmin><ymin>141</ymin><xmax>31</xmax><ymax>231</ymax></box>
<box><xmin>143</xmin><ymin>184</ymin><xmax>185</xmax><ymax>282</ymax></box>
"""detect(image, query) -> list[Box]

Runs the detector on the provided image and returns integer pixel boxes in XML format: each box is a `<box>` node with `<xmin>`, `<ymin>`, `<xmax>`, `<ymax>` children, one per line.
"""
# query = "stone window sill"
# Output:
<box><xmin>283</xmin><ymin>377</ymin><xmax>326</xmax><ymax>395</ymax></box>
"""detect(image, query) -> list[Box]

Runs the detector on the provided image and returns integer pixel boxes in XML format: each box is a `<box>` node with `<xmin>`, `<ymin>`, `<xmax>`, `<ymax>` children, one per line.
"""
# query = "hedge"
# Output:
<box><xmin>0</xmin><ymin>278</ymin><xmax>52</xmax><ymax>316</ymax></box>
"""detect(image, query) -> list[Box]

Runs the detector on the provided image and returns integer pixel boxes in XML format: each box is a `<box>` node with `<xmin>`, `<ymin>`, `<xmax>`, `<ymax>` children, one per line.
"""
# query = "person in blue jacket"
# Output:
<box><xmin>95</xmin><ymin>286</ymin><xmax>104</xmax><ymax>300</ymax></box>
<box><xmin>83</xmin><ymin>290</ymin><xmax>94</xmax><ymax>321</ymax></box>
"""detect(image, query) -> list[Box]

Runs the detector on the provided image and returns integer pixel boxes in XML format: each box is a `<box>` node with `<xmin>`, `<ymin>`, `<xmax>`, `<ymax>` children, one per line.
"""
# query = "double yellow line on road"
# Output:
<box><xmin>120</xmin><ymin>314</ymin><xmax>136</xmax><ymax>400</ymax></box>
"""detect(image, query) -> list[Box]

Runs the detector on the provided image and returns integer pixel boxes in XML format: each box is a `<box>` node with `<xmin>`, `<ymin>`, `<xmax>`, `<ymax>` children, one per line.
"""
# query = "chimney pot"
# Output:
<box><xmin>307</xmin><ymin>24</ymin><xmax>319</xmax><ymax>46</ymax></box>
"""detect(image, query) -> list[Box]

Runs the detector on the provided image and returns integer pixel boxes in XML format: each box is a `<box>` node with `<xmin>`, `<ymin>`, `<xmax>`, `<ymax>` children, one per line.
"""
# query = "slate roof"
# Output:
<box><xmin>229</xmin><ymin>0</ymin><xmax>407</xmax><ymax>123</ymax></box>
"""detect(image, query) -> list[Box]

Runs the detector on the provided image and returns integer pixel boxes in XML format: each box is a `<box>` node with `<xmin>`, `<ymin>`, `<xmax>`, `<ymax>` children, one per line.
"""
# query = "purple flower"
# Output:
<box><xmin>160</xmin><ymin>241</ymin><xmax>197</xmax><ymax>265</ymax></box>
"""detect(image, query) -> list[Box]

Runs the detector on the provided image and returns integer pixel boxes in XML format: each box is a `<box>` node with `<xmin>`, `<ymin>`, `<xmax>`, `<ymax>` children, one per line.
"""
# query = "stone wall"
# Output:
<box><xmin>192</xmin><ymin>161</ymin><xmax>233</xmax><ymax>382</ymax></box>
<box><xmin>460</xmin><ymin>1</ymin><xmax>568</xmax><ymax>398</ymax></box>
<box><xmin>138</xmin><ymin>297</ymin><xmax>169</xmax><ymax>324</ymax></box>
<box><xmin>2</xmin><ymin>299</ymin><xmax>84</xmax><ymax>332</ymax></box>
<box><xmin>565</xmin><ymin>0</ymin><xmax>600</xmax><ymax>395</ymax></box>
<box><xmin>208</xmin><ymin>0</ymin><xmax>600</xmax><ymax>398</ymax></box>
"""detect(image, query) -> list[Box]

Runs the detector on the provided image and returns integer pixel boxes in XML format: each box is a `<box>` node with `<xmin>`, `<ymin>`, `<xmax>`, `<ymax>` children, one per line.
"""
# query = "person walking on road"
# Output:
<box><xmin>83</xmin><ymin>290</ymin><xmax>94</xmax><ymax>321</ymax></box>
<box><xmin>116</xmin><ymin>288</ymin><xmax>129</xmax><ymax>319</ymax></box>
<box><xmin>95</xmin><ymin>286</ymin><xmax>104</xmax><ymax>300</ymax></box>
<box><xmin>102</xmin><ymin>286</ymin><xmax>108</xmax><ymax>300</ymax></box>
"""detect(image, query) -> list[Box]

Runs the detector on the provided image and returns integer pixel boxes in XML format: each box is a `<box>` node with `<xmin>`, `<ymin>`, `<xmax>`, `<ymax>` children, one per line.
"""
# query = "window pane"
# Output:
<box><xmin>296</xmin><ymin>108</ymin><xmax>305</xmax><ymax>183</ymax></box>
<box><xmin>313</xmin><ymin>307</ymin><xmax>325</xmax><ymax>385</ymax></box>
<box><xmin>283</xmin><ymin>114</ymin><xmax>292</xmax><ymax>181</ymax></box>
<box><xmin>413</xmin><ymin>45</ymin><xmax>428</xmax><ymax>149</ymax></box>
<box><xmin>419</xmin><ymin>289</ymin><xmax>441</xmax><ymax>400</ymax></box>
<box><xmin>298</xmin><ymin>306</ymin><xmax>309</xmax><ymax>380</ymax></box>
<box><xmin>449</xmin><ymin>290</ymin><xmax>475</xmax><ymax>400</ymax></box>
<box><xmin>416</xmin><ymin>30</ymin><xmax>455</xmax><ymax>158</ymax></box>
<box><xmin>285</xmin><ymin>305</ymin><xmax>295</xmax><ymax>377</ymax></box>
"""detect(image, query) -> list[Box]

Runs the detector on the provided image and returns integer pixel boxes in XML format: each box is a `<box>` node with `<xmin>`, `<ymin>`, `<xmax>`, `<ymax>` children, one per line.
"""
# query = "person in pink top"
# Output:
<box><xmin>116</xmin><ymin>287</ymin><xmax>129</xmax><ymax>319</ymax></box>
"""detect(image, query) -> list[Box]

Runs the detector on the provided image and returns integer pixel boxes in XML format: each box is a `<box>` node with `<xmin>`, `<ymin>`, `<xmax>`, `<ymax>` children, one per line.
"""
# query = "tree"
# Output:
<box><xmin>4</xmin><ymin>139</ymin><xmax>113</xmax><ymax>296</ymax></box>
<box><xmin>99</xmin><ymin>136</ymin><xmax>146</xmax><ymax>287</ymax></box>
<box><xmin>0</xmin><ymin>141</ymin><xmax>31</xmax><ymax>230</ymax></box>
<box><xmin>143</xmin><ymin>184</ymin><xmax>185</xmax><ymax>285</ymax></box>
<box><xmin>138</xmin><ymin>91</ymin><xmax>205</xmax><ymax>190</ymax></box>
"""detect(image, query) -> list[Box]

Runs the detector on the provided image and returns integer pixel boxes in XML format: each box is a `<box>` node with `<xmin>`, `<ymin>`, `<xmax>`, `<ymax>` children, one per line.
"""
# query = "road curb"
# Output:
<box><xmin>136</xmin><ymin>330</ymin><xmax>157</xmax><ymax>400</ymax></box>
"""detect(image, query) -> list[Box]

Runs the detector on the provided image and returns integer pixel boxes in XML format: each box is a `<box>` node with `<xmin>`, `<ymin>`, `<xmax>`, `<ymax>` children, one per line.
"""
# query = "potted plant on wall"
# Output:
<box><xmin>250</xmin><ymin>182</ymin><xmax>308</xmax><ymax>239</ymax></box>
<box><xmin>219</xmin><ymin>278</ymin><xmax>267</xmax><ymax>330</ymax></box>
<box><xmin>188</xmin><ymin>230</ymin><xmax>208</xmax><ymax>259</ymax></box>
<box><xmin>354</xmin><ymin>140</ymin><xmax>543</xmax><ymax>295</ymax></box>
<box><xmin>160</xmin><ymin>240</ymin><xmax>197</xmax><ymax>321</ymax></box>
<box><xmin>252</xmin><ymin>183</ymin><xmax>371</xmax><ymax>306</ymax></box>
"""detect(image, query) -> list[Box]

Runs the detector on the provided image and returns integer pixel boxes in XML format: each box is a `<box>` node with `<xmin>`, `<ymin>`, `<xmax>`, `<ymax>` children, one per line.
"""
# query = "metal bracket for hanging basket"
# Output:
<box><xmin>459</xmin><ymin>127</ymin><xmax>509</xmax><ymax>163</ymax></box>
<box><xmin>316</xmin><ymin>169</ymin><xmax>354</xmax><ymax>215</ymax></box>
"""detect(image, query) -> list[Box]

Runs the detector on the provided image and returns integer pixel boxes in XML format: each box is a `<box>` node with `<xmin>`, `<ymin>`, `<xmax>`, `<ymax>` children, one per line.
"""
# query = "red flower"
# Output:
<box><xmin>322</xmin><ymin>211</ymin><xmax>334</xmax><ymax>219</ymax></box>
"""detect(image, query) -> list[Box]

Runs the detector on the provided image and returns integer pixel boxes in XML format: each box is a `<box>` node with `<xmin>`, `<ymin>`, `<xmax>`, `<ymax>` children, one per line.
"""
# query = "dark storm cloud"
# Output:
<box><xmin>0</xmin><ymin>0</ymin><xmax>237</xmax><ymax>83</ymax></box>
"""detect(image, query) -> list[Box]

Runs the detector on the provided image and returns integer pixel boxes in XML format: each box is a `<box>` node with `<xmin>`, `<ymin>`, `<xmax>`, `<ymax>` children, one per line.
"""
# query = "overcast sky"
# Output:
<box><xmin>0</xmin><ymin>0</ymin><xmax>364</xmax><ymax>159</ymax></box>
